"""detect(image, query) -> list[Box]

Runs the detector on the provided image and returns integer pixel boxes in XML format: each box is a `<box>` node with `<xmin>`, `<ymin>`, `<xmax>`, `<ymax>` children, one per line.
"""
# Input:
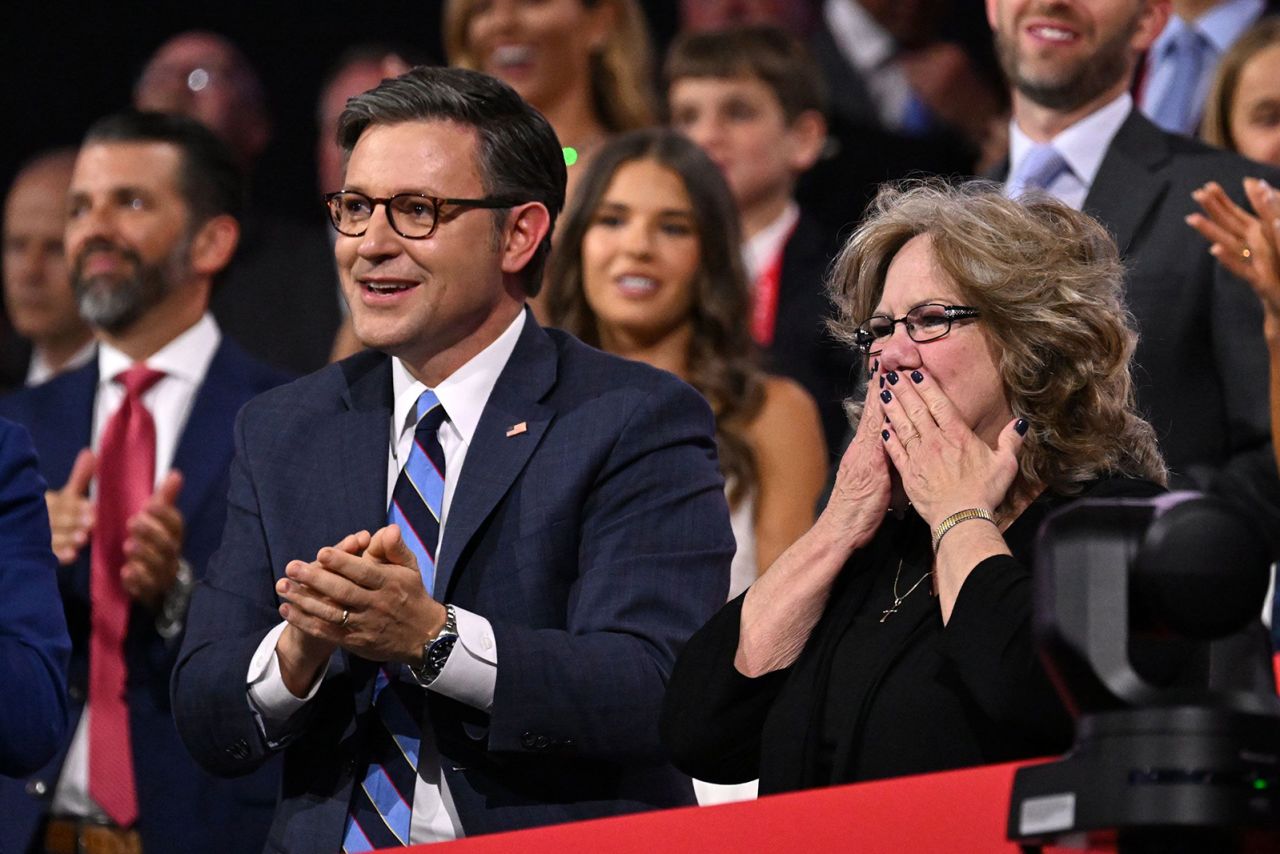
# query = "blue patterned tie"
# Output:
<box><xmin>1149</xmin><ymin>25</ymin><xmax>1211</xmax><ymax>136</ymax></box>
<box><xmin>343</xmin><ymin>391</ymin><xmax>448</xmax><ymax>852</ymax></box>
<box><xmin>1007</xmin><ymin>144</ymin><xmax>1069</xmax><ymax>198</ymax></box>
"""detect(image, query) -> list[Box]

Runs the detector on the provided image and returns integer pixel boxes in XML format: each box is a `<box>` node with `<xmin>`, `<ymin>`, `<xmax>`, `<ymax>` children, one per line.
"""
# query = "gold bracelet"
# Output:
<box><xmin>931</xmin><ymin>508</ymin><xmax>996</xmax><ymax>553</ymax></box>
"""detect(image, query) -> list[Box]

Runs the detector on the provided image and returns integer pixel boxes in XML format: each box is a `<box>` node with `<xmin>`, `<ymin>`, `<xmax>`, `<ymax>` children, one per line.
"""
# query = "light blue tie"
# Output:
<box><xmin>1007</xmin><ymin>144</ymin><xmax>1070</xmax><ymax>198</ymax></box>
<box><xmin>1149</xmin><ymin>25</ymin><xmax>1211</xmax><ymax>135</ymax></box>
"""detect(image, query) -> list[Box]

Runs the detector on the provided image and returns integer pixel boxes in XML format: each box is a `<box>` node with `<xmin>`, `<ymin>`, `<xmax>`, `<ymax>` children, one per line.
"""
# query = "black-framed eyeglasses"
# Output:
<box><xmin>853</xmin><ymin>303</ymin><xmax>981</xmax><ymax>356</ymax></box>
<box><xmin>323</xmin><ymin>191</ymin><xmax>525</xmax><ymax>240</ymax></box>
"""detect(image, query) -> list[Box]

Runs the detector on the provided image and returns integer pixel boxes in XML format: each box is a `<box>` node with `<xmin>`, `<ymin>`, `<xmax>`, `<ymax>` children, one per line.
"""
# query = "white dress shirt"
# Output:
<box><xmin>1007</xmin><ymin>93</ymin><xmax>1134</xmax><ymax>211</ymax></box>
<box><xmin>25</xmin><ymin>339</ymin><xmax>96</xmax><ymax>387</ymax></box>
<box><xmin>247</xmin><ymin>309</ymin><xmax>526</xmax><ymax>844</ymax></box>
<box><xmin>52</xmin><ymin>314</ymin><xmax>222</xmax><ymax>819</ymax></box>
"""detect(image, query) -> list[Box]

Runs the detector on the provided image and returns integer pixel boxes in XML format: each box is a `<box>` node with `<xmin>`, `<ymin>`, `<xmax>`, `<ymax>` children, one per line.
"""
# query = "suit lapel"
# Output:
<box><xmin>337</xmin><ymin>353</ymin><xmax>396</xmax><ymax>539</ymax></box>
<box><xmin>171</xmin><ymin>342</ymin><xmax>245</xmax><ymax>524</ymax></box>
<box><xmin>434</xmin><ymin>316</ymin><xmax>556</xmax><ymax>597</ymax></box>
<box><xmin>41</xmin><ymin>362</ymin><xmax>99</xmax><ymax>486</ymax></box>
<box><xmin>1083</xmin><ymin>111</ymin><xmax>1171</xmax><ymax>255</ymax></box>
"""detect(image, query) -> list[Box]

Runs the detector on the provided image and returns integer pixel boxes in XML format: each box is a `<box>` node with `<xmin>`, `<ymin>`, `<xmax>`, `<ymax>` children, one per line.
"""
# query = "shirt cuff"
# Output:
<box><xmin>247</xmin><ymin>622</ymin><xmax>327</xmax><ymax>740</ymax></box>
<box><xmin>428</xmin><ymin>606</ymin><xmax>497</xmax><ymax>712</ymax></box>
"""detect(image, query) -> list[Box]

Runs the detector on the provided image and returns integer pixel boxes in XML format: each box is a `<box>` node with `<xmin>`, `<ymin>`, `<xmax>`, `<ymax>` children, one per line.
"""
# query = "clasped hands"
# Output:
<box><xmin>45</xmin><ymin>447</ymin><xmax>186</xmax><ymax>609</ymax></box>
<box><xmin>274</xmin><ymin>524</ymin><xmax>447</xmax><ymax>695</ymax></box>
<box><xmin>823</xmin><ymin>367</ymin><xmax>1026</xmax><ymax>541</ymax></box>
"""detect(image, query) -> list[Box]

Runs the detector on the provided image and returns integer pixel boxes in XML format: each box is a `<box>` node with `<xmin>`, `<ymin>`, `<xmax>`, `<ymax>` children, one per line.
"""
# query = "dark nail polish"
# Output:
<box><xmin>882</xmin><ymin>430</ymin><xmax>890</xmax><ymax>441</ymax></box>
<box><xmin>1015</xmin><ymin>418</ymin><xmax>1029</xmax><ymax>436</ymax></box>
<box><xmin>887</xmin><ymin>371</ymin><xmax>899</xmax><ymax>385</ymax></box>
<box><xmin>878</xmin><ymin>376</ymin><xmax>885</xmax><ymax>389</ymax></box>
<box><xmin>911</xmin><ymin>370</ymin><xmax>924</xmax><ymax>384</ymax></box>
<box><xmin>873</xmin><ymin>359</ymin><xmax>879</xmax><ymax>371</ymax></box>
<box><xmin>880</xmin><ymin>389</ymin><xmax>892</xmax><ymax>404</ymax></box>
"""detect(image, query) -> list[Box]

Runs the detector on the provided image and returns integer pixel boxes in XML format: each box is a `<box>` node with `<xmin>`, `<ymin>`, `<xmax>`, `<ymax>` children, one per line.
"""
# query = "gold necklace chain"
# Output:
<box><xmin>880</xmin><ymin>558</ymin><xmax>934</xmax><ymax>623</ymax></box>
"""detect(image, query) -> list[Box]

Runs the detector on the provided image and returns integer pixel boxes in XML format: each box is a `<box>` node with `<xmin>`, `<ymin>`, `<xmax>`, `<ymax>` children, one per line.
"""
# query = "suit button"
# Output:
<box><xmin>25</xmin><ymin>779</ymin><xmax>48</xmax><ymax>798</ymax></box>
<box><xmin>534</xmin><ymin>735</ymin><xmax>550</xmax><ymax>750</ymax></box>
<box><xmin>68</xmin><ymin>685</ymin><xmax>85</xmax><ymax>703</ymax></box>
<box><xmin>521</xmin><ymin>732</ymin><xmax>537</xmax><ymax>749</ymax></box>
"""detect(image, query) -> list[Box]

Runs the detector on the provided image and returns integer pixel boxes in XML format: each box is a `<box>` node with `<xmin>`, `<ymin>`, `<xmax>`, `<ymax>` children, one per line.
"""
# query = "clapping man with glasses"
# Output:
<box><xmin>172</xmin><ymin>66</ymin><xmax>733</xmax><ymax>851</ymax></box>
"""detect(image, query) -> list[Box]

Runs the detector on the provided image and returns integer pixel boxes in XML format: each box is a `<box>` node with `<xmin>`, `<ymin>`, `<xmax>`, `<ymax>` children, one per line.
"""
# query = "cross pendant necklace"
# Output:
<box><xmin>880</xmin><ymin>558</ymin><xmax>934</xmax><ymax>623</ymax></box>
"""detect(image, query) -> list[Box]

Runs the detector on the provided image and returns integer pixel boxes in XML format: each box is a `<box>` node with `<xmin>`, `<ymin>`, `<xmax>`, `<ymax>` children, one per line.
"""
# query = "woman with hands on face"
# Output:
<box><xmin>661</xmin><ymin>182</ymin><xmax>1169</xmax><ymax>792</ymax></box>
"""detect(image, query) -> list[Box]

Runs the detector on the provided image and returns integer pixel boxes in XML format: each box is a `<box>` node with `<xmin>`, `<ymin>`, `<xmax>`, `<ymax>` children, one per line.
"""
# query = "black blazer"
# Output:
<box><xmin>661</xmin><ymin>478</ymin><xmax>1163</xmax><ymax>793</ymax></box>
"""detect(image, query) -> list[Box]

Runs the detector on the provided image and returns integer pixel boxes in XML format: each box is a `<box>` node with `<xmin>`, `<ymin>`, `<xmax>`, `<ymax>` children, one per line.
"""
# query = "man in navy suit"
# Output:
<box><xmin>171</xmin><ymin>66</ymin><xmax>733</xmax><ymax>850</ymax></box>
<box><xmin>0</xmin><ymin>417</ymin><xmax>71</xmax><ymax>778</ymax></box>
<box><xmin>0</xmin><ymin>112</ymin><xmax>285</xmax><ymax>854</ymax></box>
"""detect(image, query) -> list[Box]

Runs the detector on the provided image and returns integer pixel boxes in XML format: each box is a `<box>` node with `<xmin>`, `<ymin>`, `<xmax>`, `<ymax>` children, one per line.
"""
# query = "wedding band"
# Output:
<box><xmin>340</xmin><ymin>609</ymin><xmax>350</xmax><ymax>627</ymax></box>
<box><xmin>1243</xmin><ymin>246</ymin><xmax>1253</xmax><ymax>262</ymax></box>
<box><xmin>901</xmin><ymin>433</ymin><xmax>920</xmax><ymax>449</ymax></box>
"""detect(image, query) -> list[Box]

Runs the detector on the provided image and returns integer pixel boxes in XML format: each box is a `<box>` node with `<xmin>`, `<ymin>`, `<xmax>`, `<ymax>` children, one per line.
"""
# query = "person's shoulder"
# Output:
<box><xmin>0</xmin><ymin>360</ymin><xmax>95</xmax><ymax>421</ymax></box>
<box><xmin>211</xmin><ymin>337</ymin><xmax>295</xmax><ymax>393</ymax></box>
<box><xmin>541</xmin><ymin>328</ymin><xmax>716</xmax><ymax>430</ymax></box>
<box><xmin>545</xmin><ymin>327</ymin><xmax>696</xmax><ymax>397</ymax></box>
<box><xmin>748</xmin><ymin>374</ymin><xmax>827</xmax><ymax>454</ymax></box>
<box><xmin>1149</xmin><ymin>125</ymin><xmax>1280</xmax><ymax>187</ymax></box>
<box><xmin>238</xmin><ymin>348</ymin><xmax>385</xmax><ymax>422</ymax></box>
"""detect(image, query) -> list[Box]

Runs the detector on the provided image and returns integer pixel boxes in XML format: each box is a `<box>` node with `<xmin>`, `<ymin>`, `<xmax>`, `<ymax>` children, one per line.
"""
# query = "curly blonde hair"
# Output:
<box><xmin>443</xmin><ymin>0</ymin><xmax>656</xmax><ymax>134</ymax></box>
<box><xmin>830</xmin><ymin>180</ymin><xmax>1168</xmax><ymax>497</ymax></box>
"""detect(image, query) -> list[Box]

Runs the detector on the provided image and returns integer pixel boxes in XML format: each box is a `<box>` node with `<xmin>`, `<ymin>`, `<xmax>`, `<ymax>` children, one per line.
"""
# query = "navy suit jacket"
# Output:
<box><xmin>0</xmin><ymin>418</ymin><xmax>71</xmax><ymax>778</ymax></box>
<box><xmin>171</xmin><ymin>315</ymin><xmax>734</xmax><ymax>851</ymax></box>
<box><xmin>0</xmin><ymin>338</ymin><xmax>287</xmax><ymax>854</ymax></box>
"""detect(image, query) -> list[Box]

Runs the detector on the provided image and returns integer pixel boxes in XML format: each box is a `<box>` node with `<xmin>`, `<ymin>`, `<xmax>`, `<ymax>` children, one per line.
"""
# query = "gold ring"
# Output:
<box><xmin>340</xmin><ymin>609</ymin><xmax>350</xmax><ymax>627</ymax></box>
<box><xmin>901</xmin><ymin>433</ymin><xmax>920</xmax><ymax>449</ymax></box>
<box><xmin>1243</xmin><ymin>246</ymin><xmax>1253</xmax><ymax>262</ymax></box>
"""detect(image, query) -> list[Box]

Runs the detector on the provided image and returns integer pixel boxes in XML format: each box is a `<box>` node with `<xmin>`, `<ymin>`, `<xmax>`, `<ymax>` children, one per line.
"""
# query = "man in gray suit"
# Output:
<box><xmin>988</xmin><ymin>0</ymin><xmax>1280</xmax><ymax>534</ymax></box>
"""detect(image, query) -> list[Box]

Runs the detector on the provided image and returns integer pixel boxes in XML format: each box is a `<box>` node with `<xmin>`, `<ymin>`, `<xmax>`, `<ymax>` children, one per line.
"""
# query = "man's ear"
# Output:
<box><xmin>188</xmin><ymin>214</ymin><xmax>240</xmax><ymax>278</ymax></box>
<box><xmin>786</xmin><ymin>109</ymin><xmax>828</xmax><ymax>174</ymax></box>
<box><xmin>1132</xmin><ymin>0</ymin><xmax>1171</xmax><ymax>54</ymax></box>
<box><xmin>499</xmin><ymin>202</ymin><xmax>552</xmax><ymax>276</ymax></box>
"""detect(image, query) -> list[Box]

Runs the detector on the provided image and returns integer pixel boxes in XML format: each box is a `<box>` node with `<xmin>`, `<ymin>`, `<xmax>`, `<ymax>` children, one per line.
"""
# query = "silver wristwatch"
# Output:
<box><xmin>409</xmin><ymin>604</ymin><xmax>458</xmax><ymax>687</ymax></box>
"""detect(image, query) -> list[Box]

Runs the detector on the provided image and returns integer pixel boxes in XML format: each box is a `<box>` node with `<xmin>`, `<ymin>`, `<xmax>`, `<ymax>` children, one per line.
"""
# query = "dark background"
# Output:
<box><xmin>1</xmin><ymin>1</ymin><xmax>681</xmax><ymax>223</ymax></box>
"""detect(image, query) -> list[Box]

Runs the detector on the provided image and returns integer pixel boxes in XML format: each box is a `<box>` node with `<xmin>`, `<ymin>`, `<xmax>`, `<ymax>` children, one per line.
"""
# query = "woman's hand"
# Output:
<box><xmin>812</xmin><ymin>386</ymin><xmax>892</xmax><ymax>553</ymax></box>
<box><xmin>1188</xmin><ymin>179</ymin><xmax>1280</xmax><ymax>318</ymax></box>
<box><xmin>878</xmin><ymin>369</ymin><xmax>1026</xmax><ymax>529</ymax></box>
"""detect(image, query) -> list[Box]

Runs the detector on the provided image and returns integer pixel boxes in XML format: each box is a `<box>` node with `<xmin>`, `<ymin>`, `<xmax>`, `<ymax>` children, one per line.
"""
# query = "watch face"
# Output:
<box><xmin>427</xmin><ymin>634</ymin><xmax>458</xmax><ymax>674</ymax></box>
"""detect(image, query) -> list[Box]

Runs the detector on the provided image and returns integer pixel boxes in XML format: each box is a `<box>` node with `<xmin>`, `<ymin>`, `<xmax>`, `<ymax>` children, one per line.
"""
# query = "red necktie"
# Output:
<box><xmin>88</xmin><ymin>364</ymin><xmax>164</xmax><ymax>827</ymax></box>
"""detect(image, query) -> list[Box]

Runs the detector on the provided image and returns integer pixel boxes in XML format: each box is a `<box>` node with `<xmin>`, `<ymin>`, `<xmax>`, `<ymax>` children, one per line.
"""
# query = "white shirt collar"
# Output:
<box><xmin>742</xmin><ymin>202</ymin><xmax>800</xmax><ymax>283</ymax></box>
<box><xmin>26</xmin><ymin>338</ymin><xmax>96</xmax><ymax>386</ymax></box>
<box><xmin>390</xmin><ymin>309</ymin><xmax>527</xmax><ymax>445</ymax></box>
<box><xmin>824</xmin><ymin>0</ymin><xmax>896</xmax><ymax>72</ymax></box>
<box><xmin>96</xmin><ymin>313</ymin><xmax>221</xmax><ymax>388</ymax></box>
<box><xmin>1153</xmin><ymin>0</ymin><xmax>1264</xmax><ymax>55</ymax></box>
<box><xmin>1009</xmin><ymin>92</ymin><xmax>1133</xmax><ymax>193</ymax></box>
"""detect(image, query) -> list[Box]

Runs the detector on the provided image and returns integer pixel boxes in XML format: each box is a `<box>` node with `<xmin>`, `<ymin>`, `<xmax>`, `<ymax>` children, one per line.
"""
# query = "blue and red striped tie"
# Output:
<box><xmin>343</xmin><ymin>390</ymin><xmax>447</xmax><ymax>851</ymax></box>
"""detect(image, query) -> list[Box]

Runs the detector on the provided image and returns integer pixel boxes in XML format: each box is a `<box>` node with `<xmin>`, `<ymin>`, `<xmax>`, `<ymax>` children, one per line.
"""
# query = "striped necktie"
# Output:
<box><xmin>1007</xmin><ymin>144</ymin><xmax>1069</xmax><ymax>198</ymax></box>
<box><xmin>343</xmin><ymin>390</ymin><xmax>448</xmax><ymax>852</ymax></box>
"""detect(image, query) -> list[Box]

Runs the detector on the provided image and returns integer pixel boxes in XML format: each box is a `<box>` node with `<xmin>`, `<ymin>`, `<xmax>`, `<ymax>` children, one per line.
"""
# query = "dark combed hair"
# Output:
<box><xmin>338</xmin><ymin>65</ymin><xmax>567</xmax><ymax>296</ymax></box>
<box><xmin>82</xmin><ymin>109</ymin><xmax>245</xmax><ymax>225</ymax></box>
<box><xmin>664</xmin><ymin>24</ymin><xmax>828</xmax><ymax>121</ymax></box>
<box><xmin>545</xmin><ymin>128</ymin><xmax>765</xmax><ymax>506</ymax></box>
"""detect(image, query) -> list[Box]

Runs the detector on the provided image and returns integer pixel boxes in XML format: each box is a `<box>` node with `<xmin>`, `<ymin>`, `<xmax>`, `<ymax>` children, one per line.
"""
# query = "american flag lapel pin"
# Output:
<box><xmin>506</xmin><ymin>421</ymin><xmax>527</xmax><ymax>437</ymax></box>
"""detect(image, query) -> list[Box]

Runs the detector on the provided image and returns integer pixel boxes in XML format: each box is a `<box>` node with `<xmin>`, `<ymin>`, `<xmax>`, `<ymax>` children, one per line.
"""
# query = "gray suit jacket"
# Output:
<box><xmin>994</xmin><ymin>109</ymin><xmax>1280</xmax><ymax>537</ymax></box>
<box><xmin>1081</xmin><ymin>111</ymin><xmax>1280</xmax><ymax>534</ymax></box>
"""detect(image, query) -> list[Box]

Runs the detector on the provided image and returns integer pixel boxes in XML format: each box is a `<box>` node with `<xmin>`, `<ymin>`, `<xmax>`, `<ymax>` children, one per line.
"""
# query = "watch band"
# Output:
<box><xmin>409</xmin><ymin>604</ymin><xmax>458</xmax><ymax>687</ymax></box>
